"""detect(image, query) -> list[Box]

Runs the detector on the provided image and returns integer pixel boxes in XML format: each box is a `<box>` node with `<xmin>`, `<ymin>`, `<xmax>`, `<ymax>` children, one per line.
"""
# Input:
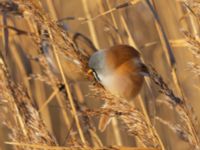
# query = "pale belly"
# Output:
<box><xmin>99</xmin><ymin>73</ymin><xmax>143</xmax><ymax>99</ymax></box>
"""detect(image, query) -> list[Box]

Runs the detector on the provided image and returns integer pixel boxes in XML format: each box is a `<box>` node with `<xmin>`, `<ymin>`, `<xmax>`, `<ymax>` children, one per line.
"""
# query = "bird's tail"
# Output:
<box><xmin>98</xmin><ymin>102</ymin><xmax>113</xmax><ymax>132</ymax></box>
<box><xmin>98</xmin><ymin>114</ymin><xmax>112</xmax><ymax>132</ymax></box>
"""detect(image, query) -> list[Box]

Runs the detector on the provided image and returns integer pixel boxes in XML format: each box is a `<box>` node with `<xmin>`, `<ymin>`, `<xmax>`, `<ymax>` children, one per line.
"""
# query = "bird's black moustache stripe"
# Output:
<box><xmin>91</xmin><ymin>69</ymin><xmax>101</xmax><ymax>82</ymax></box>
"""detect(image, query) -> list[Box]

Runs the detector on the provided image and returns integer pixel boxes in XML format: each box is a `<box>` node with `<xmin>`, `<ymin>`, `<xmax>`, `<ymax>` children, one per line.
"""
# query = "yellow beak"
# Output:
<box><xmin>87</xmin><ymin>69</ymin><xmax>93</xmax><ymax>75</ymax></box>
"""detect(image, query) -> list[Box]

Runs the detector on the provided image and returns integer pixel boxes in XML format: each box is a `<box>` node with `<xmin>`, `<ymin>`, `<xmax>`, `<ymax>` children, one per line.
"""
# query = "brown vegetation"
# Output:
<box><xmin>0</xmin><ymin>0</ymin><xmax>200</xmax><ymax>150</ymax></box>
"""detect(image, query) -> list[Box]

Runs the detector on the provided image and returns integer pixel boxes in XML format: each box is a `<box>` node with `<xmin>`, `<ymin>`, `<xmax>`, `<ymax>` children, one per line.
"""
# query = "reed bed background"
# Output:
<box><xmin>0</xmin><ymin>0</ymin><xmax>200</xmax><ymax>150</ymax></box>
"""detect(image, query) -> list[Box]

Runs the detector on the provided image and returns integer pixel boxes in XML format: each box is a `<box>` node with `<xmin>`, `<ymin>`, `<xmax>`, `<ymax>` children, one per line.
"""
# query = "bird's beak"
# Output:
<box><xmin>87</xmin><ymin>69</ymin><xmax>93</xmax><ymax>75</ymax></box>
<box><xmin>87</xmin><ymin>68</ymin><xmax>101</xmax><ymax>82</ymax></box>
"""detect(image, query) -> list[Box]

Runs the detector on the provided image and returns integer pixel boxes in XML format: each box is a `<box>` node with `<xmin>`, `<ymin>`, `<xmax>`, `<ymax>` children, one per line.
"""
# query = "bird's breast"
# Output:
<box><xmin>100</xmin><ymin>72</ymin><xmax>144</xmax><ymax>100</ymax></box>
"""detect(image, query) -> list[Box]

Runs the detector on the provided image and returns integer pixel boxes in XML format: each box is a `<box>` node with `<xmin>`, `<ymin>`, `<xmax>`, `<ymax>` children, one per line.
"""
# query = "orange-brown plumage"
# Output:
<box><xmin>105</xmin><ymin>45</ymin><xmax>140</xmax><ymax>70</ymax></box>
<box><xmin>88</xmin><ymin>44</ymin><xmax>147</xmax><ymax>131</ymax></box>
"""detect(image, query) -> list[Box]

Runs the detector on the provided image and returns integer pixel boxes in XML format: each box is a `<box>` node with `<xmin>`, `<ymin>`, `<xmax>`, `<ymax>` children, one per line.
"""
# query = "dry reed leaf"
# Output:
<box><xmin>1</xmin><ymin>0</ymin><xmax>200</xmax><ymax>150</ymax></box>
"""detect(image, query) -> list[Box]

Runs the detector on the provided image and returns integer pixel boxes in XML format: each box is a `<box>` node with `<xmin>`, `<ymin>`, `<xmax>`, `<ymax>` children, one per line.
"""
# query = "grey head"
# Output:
<box><xmin>88</xmin><ymin>50</ymin><xmax>108</xmax><ymax>81</ymax></box>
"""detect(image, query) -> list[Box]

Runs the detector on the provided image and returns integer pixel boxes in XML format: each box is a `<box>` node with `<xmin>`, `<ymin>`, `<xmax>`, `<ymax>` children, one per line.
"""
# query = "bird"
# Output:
<box><xmin>88</xmin><ymin>44</ymin><xmax>148</xmax><ymax>132</ymax></box>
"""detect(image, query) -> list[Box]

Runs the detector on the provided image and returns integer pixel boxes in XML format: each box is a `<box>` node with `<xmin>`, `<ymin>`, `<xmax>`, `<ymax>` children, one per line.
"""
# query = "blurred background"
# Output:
<box><xmin>0</xmin><ymin>0</ymin><xmax>200</xmax><ymax>150</ymax></box>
